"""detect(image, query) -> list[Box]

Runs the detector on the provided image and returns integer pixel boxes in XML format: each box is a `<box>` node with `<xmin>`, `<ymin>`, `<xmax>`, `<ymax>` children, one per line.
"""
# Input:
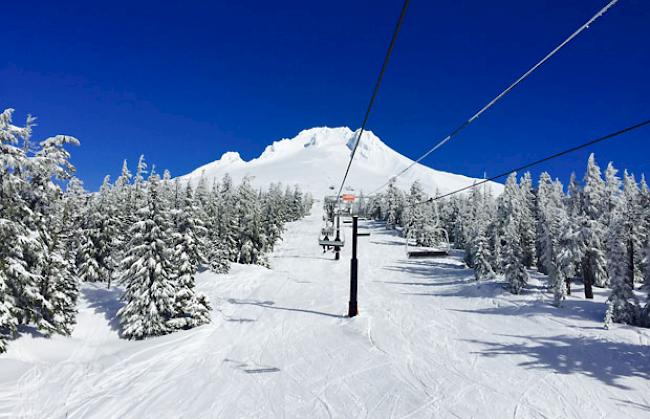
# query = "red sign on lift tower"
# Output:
<box><xmin>341</xmin><ymin>194</ymin><xmax>356</xmax><ymax>202</ymax></box>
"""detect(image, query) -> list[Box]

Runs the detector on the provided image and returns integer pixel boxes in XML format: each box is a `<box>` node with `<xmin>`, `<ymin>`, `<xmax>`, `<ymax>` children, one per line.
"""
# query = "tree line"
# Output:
<box><xmin>0</xmin><ymin>109</ymin><xmax>312</xmax><ymax>353</ymax></box>
<box><xmin>364</xmin><ymin>153</ymin><xmax>650</xmax><ymax>329</ymax></box>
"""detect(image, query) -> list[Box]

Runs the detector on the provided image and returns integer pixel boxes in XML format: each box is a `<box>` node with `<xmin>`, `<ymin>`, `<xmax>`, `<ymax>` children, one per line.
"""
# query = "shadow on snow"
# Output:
<box><xmin>82</xmin><ymin>286</ymin><xmax>124</xmax><ymax>334</ymax></box>
<box><xmin>466</xmin><ymin>333</ymin><xmax>650</xmax><ymax>389</ymax></box>
<box><xmin>227</xmin><ymin>298</ymin><xmax>345</xmax><ymax>319</ymax></box>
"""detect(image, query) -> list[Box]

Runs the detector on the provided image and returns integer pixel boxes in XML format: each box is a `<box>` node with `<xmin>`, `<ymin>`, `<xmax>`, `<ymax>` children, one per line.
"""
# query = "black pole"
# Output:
<box><xmin>348</xmin><ymin>216</ymin><xmax>358</xmax><ymax>317</ymax></box>
<box><xmin>334</xmin><ymin>213</ymin><xmax>341</xmax><ymax>260</ymax></box>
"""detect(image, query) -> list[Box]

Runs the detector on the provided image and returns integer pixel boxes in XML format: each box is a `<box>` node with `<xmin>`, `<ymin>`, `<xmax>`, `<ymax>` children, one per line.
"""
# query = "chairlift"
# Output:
<box><xmin>319</xmin><ymin>222</ymin><xmax>345</xmax><ymax>248</ymax></box>
<box><xmin>319</xmin><ymin>196</ymin><xmax>346</xmax><ymax>258</ymax></box>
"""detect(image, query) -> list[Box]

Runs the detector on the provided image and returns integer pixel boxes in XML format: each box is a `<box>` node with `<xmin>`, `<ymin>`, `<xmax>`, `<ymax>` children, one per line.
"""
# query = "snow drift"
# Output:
<box><xmin>180</xmin><ymin>127</ymin><xmax>503</xmax><ymax>197</ymax></box>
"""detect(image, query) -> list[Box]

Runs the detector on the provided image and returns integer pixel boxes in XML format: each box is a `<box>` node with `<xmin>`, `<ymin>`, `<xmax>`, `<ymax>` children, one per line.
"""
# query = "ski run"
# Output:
<box><xmin>2</xmin><ymin>204</ymin><xmax>650</xmax><ymax>418</ymax></box>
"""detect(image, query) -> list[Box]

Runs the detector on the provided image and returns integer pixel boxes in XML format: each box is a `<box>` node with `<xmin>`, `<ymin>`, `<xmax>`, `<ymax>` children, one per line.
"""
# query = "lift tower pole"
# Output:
<box><xmin>348</xmin><ymin>216</ymin><xmax>359</xmax><ymax>317</ymax></box>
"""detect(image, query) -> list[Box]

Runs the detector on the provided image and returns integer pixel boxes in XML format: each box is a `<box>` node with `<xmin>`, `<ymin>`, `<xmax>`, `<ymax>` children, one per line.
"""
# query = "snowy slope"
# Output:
<box><xmin>2</xmin><ymin>207</ymin><xmax>650</xmax><ymax>418</ymax></box>
<box><xmin>180</xmin><ymin>127</ymin><xmax>503</xmax><ymax>197</ymax></box>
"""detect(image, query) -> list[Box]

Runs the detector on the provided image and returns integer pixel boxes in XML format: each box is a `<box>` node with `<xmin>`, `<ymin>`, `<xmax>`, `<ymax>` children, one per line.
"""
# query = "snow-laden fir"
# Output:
<box><xmin>2</xmin><ymin>109</ymin><xmax>650</xmax><ymax>418</ymax></box>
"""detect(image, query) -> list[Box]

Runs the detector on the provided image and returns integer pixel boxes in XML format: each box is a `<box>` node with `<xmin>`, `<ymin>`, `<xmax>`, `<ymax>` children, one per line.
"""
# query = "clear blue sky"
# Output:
<box><xmin>2</xmin><ymin>0</ymin><xmax>648</xmax><ymax>190</ymax></box>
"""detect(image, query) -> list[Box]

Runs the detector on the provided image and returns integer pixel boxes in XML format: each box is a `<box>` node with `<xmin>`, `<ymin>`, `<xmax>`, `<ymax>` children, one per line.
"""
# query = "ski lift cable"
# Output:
<box><xmin>368</xmin><ymin>0</ymin><xmax>620</xmax><ymax>196</ymax></box>
<box><xmin>335</xmin><ymin>0</ymin><xmax>411</xmax><ymax>204</ymax></box>
<box><xmin>399</xmin><ymin>117</ymin><xmax>650</xmax><ymax>209</ymax></box>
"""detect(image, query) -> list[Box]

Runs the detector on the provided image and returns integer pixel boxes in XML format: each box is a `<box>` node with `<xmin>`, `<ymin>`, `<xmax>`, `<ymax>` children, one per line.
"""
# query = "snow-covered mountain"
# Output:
<box><xmin>180</xmin><ymin>127</ymin><xmax>502</xmax><ymax>197</ymax></box>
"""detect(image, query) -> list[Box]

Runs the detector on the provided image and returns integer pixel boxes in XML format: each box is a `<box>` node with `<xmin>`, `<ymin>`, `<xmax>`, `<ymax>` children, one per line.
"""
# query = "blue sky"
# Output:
<box><xmin>2</xmin><ymin>0</ymin><xmax>648</xmax><ymax>190</ymax></box>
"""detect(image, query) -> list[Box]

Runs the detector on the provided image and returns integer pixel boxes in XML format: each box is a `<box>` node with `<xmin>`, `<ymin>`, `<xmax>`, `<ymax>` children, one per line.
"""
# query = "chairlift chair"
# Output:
<box><xmin>319</xmin><ymin>222</ymin><xmax>345</xmax><ymax>248</ymax></box>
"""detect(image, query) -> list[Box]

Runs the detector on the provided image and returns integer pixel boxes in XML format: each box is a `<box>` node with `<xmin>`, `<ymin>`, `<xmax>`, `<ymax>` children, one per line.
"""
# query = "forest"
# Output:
<box><xmin>0</xmin><ymin>109</ymin><xmax>312</xmax><ymax>352</ymax></box>
<box><xmin>364</xmin><ymin>153</ymin><xmax>650</xmax><ymax>329</ymax></box>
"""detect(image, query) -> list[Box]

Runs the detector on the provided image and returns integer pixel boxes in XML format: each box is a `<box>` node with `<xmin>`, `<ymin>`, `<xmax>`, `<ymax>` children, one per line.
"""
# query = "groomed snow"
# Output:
<box><xmin>179</xmin><ymin>127</ymin><xmax>503</xmax><ymax>197</ymax></box>
<box><xmin>2</xmin><ymin>206</ymin><xmax>649</xmax><ymax>418</ymax></box>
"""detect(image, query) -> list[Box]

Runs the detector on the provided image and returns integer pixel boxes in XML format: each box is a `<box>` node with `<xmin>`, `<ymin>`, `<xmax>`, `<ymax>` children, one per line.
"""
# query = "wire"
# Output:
<box><xmin>369</xmin><ymin>0</ymin><xmax>620</xmax><ymax>196</ymax></box>
<box><xmin>400</xmin><ymin>118</ymin><xmax>650</xmax><ymax>208</ymax></box>
<box><xmin>335</xmin><ymin>0</ymin><xmax>410</xmax><ymax>203</ymax></box>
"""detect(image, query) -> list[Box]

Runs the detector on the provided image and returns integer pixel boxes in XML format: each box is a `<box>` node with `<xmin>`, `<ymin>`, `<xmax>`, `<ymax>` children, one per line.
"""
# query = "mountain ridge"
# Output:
<box><xmin>180</xmin><ymin>127</ymin><xmax>503</xmax><ymax>197</ymax></box>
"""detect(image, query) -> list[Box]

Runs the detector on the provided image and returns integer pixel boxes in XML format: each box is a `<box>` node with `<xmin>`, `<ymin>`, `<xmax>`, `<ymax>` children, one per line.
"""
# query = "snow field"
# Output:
<box><xmin>1</xmin><ymin>206</ymin><xmax>650</xmax><ymax>418</ymax></box>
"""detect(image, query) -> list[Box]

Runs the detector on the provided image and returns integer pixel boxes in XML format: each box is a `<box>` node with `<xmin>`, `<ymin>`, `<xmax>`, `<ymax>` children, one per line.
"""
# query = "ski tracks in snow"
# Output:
<box><xmin>3</xmin><ymin>208</ymin><xmax>650</xmax><ymax>418</ymax></box>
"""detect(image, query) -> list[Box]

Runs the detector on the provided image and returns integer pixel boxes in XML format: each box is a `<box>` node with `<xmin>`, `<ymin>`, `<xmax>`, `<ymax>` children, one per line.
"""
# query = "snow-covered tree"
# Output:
<box><xmin>605</xmin><ymin>206</ymin><xmax>639</xmax><ymax>328</ymax></box>
<box><xmin>579</xmin><ymin>154</ymin><xmax>609</xmax><ymax>296</ymax></box>
<box><xmin>503</xmin><ymin>214</ymin><xmax>528</xmax><ymax>294</ymax></box>
<box><xmin>538</xmin><ymin>176</ymin><xmax>568</xmax><ymax>306</ymax></box>
<box><xmin>385</xmin><ymin>178</ymin><xmax>404</xmax><ymax>229</ymax></box>
<box><xmin>519</xmin><ymin>172</ymin><xmax>536</xmax><ymax>268</ymax></box>
<box><xmin>234</xmin><ymin>177</ymin><xmax>268</xmax><ymax>266</ymax></box>
<box><xmin>404</xmin><ymin>181</ymin><xmax>437</xmax><ymax>246</ymax></box>
<box><xmin>621</xmin><ymin>171</ymin><xmax>643</xmax><ymax>286</ymax></box>
<box><xmin>118</xmin><ymin>173</ymin><xmax>177</xmax><ymax>340</ymax></box>
<box><xmin>168</xmin><ymin>183</ymin><xmax>211</xmax><ymax>330</ymax></box>
<box><xmin>472</xmin><ymin>224</ymin><xmax>494</xmax><ymax>281</ymax></box>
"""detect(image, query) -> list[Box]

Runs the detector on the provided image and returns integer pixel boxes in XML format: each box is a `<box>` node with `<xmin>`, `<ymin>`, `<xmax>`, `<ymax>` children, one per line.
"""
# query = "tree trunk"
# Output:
<box><xmin>582</xmin><ymin>259</ymin><xmax>594</xmax><ymax>299</ymax></box>
<box><xmin>565</xmin><ymin>276</ymin><xmax>571</xmax><ymax>295</ymax></box>
<box><xmin>628</xmin><ymin>238</ymin><xmax>635</xmax><ymax>288</ymax></box>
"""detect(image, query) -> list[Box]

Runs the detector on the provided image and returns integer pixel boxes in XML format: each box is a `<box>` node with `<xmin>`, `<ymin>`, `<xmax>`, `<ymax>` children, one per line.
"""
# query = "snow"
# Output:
<box><xmin>2</xmin><ymin>206</ymin><xmax>650</xmax><ymax>418</ymax></box>
<box><xmin>180</xmin><ymin>127</ymin><xmax>504</xmax><ymax>197</ymax></box>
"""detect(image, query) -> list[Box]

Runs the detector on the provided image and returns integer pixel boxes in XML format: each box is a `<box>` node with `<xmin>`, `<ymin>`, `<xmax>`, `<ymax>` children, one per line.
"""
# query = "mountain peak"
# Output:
<box><xmin>181</xmin><ymin>127</ymin><xmax>502</xmax><ymax>197</ymax></box>
<box><xmin>220</xmin><ymin>151</ymin><xmax>244</xmax><ymax>163</ymax></box>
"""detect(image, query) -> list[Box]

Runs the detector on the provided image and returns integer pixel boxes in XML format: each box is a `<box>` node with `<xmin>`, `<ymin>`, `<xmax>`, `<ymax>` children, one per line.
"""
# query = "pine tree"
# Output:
<box><xmin>114</xmin><ymin>159</ymin><xmax>134</xmax><ymax>243</ymax></box>
<box><xmin>96</xmin><ymin>176</ymin><xmax>121</xmax><ymax>287</ymax></box>
<box><xmin>0</xmin><ymin>109</ymin><xmax>38</xmax><ymax>348</ymax></box>
<box><xmin>636</xmin><ymin>175</ymin><xmax>650</xmax><ymax>287</ymax></box>
<box><xmin>234</xmin><ymin>177</ymin><xmax>268</xmax><ymax>266</ymax></box>
<box><xmin>538</xmin><ymin>177</ymin><xmax>568</xmax><ymax>306</ymax></box>
<box><xmin>519</xmin><ymin>172</ymin><xmax>536</xmax><ymax>268</ymax></box>
<box><xmin>117</xmin><ymin>173</ymin><xmax>177</xmax><ymax>340</ymax></box>
<box><xmin>472</xmin><ymin>223</ymin><xmax>494</xmax><ymax>281</ymax></box>
<box><xmin>580</xmin><ymin>154</ymin><xmax>609</xmax><ymax>296</ymax></box>
<box><xmin>621</xmin><ymin>171</ymin><xmax>643</xmax><ymax>286</ymax></box>
<box><xmin>60</xmin><ymin>177</ymin><xmax>87</xmax><ymax>267</ymax></box>
<box><xmin>168</xmin><ymin>183</ymin><xmax>212</xmax><ymax>330</ymax></box>
<box><xmin>404</xmin><ymin>181</ymin><xmax>434</xmax><ymax>246</ymax></box>
<box><xmin>535</xmin><ymin>172</ymin><xmax>554</xmax><ymax>274</ymax></box>
<box><xmin>385</xmin><ymin>178</ymin><xmax>404</xmax><ymax>229</ymax></box>
<box><xmin>216</xmin><ymin>174</ymin><xmax>238</xmax><ymax>261</ymax></box>
<box><xmin>261</xmin><ymin>183</ymin><xmax>286</xmax><ymax>253</ymax></box>
<box><xmin>503</xmin><ymin>215</ymin><xmax>528</xmax><ymax>294</ymax></box>
<box><xmin>26</xmin><ymin>134</ymin><xmax>80</xmax><ymax>336</ymax></box>
<box><xmin>605</xmin><ymin>207</ymin><xmax>639</xmax><ymax>328</ymax></box>
<box><xmin>604</xmin><ymin>162</ymin><xmax>622</xmax><ymax>227</ymax></box>
<box><xmin>78</xmin><ymin>230</ymin><xmax>102</xmax><ymax>282</ymax></box>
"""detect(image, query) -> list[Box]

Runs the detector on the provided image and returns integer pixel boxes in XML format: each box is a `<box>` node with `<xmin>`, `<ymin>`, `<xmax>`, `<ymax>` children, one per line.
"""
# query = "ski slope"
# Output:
<box><xmin>2</xmin><ymin>207</ymin><xmax>650</xmax><ymax>418</ymax></box>
<box><xmin>179</xmin><ymin>127</ymin><xmax>503</xmax><ymax>197</ymax></box>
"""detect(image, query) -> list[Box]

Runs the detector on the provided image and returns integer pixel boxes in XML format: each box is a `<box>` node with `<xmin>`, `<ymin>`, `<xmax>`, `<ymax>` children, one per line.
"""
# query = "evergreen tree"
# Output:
<box><xmin>216</xmin><ymin>174</ymin><xmax>238</xmax><ymax>261</ymax></box>
<box><xmin>404</xmin><ymin>181</ymin><xmax>434</xmax><ymax>246</ymax></box>
<box><xmin>605</xmin><ymin>207</ymin><xmax>639</xmax><ymax>328</ymax></box>
<box><xmin>538</xmin><ymin>176</ymin><xmax>568</xmax><ymax>306</ymax></box>
<box><xmin>118</xmin><ymin>174</ymin><xmax>177</xmax><ymax>340</ymax></box>
<box><xmin>519</xmin><ymin>172</ymin><xmax>536</xmax><ymax>268</ymax></box>
<box><xmin>621</xmin><ymin>171</ymin><xmax>643</xmax><ymax>286</ymax></box>
<box><xmin>234</xmin><ymin>177</ymin><xmax>268</xmax><ymax>266</ymax></box>
<box><xmin>503</xmin><ymin>215</ymin><xmax>528</xmax><ymax>294</ymax></box>
<box><xmin>385</xmin><ymin>178</ymin><xmax>404</xmax><ymax>229</ymax></box>
<box><xmin>472</xmin><ymin>216</ymin><xmax>494</xmax><ymax>281</ymax></box>
<box><xmin>27</xmin><ymin>134</ymin><xmax>80</xmax><ymax>336</ymax></box>
<box><xmin>0</xmin><ymin>109</ymin><xmax>38</xmax><ymax>346</ymax></box>
<box><xmin>60</xmin><ymin>177</ymin><xmax>87</xmax><ymax>267</ymax></box>
<box><xmin>580</xmin><ymin>154</ymin><xmax>609</xmax><ymax>296</ymax></box>
<box><xmin>168</xmin><ymin>183</ymin><xmax>212</xmax><ymax>330</ymax></box>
